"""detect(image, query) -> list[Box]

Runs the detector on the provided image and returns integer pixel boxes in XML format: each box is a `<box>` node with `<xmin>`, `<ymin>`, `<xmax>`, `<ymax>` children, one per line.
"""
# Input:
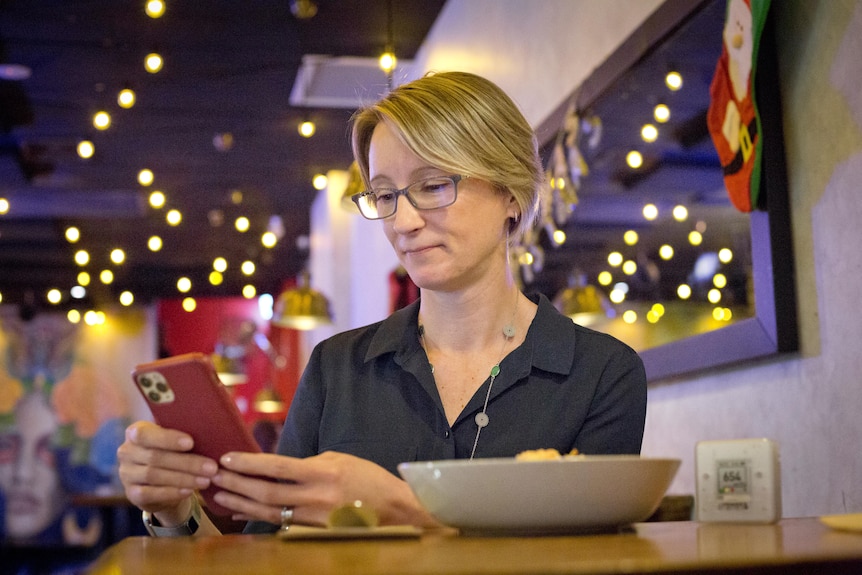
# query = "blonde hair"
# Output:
<box><xmin>351</xmin><ymin>71</ymin><xmax>542</xmax><ymax>242</ymax></box>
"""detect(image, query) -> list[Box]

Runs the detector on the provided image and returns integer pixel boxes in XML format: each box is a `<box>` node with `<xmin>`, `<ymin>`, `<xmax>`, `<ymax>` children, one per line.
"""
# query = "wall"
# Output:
<box><xmin>0</xmin><ymin>306</ymin><xmax>155</xmax><ymax>545</ymax></box>
<box><xmin>310</xmin><ymin>0</ymin><xmax>862</xmax><ymax>518</ymax></box>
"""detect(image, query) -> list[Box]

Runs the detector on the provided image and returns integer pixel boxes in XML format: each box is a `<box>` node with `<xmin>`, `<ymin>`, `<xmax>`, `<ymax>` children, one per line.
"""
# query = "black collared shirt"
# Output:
<box><xmin>245</xmin><ymin>293</ymin><xmax>646</xmax><ymax>533</ymax></box>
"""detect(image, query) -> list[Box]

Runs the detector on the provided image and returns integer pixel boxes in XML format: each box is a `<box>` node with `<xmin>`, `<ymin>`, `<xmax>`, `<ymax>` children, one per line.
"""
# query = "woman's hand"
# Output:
<box><xmin>116</xmin><ymin>421</ymin><xmax>219</xmax><ymax>524</ymax></box>
<box><xmin>210</xmin><ymin>451</ymin><xmax>440</xmax><ymax>528</ymax></box>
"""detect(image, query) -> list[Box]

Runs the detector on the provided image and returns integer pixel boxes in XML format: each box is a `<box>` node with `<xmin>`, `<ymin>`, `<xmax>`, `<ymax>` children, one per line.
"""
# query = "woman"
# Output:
<box><xmin>117</xmin><ymin>71</ymin><xmax>646</xmax><ymax>535</ymax></box>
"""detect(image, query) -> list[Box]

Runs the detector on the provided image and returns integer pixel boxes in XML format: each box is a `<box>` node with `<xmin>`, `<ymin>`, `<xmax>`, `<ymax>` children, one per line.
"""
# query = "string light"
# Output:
<box><xmin>145</xmin><ymin>0</ymin><xmax>165</xmax><ymax>18</ymax></box>
<box><xmin>665</xmin><ymin>71</ymin><xmax>683</xmax><ymax>91</ymax></box>
<box><xmin>118</xmin><ymin>88</ymin><xmax>136</xmax><ymax>108</ymax></box>
<box><xmin>77</xmin><ymin>140</ymin><xmax>94</xmax><ymax>158</ymax></box>
<box><xmin>298</xmin><ymin>120</ymin><xmax>315</xmax><ymax>138</ymax></box>
<box><xmin>93</xmin><ymin>111</ymin><xmax>111</xmax><ymax>130</ymax></box>
<box><xmin>145</xmin><ymin>53</ymin><xmax>163</xmax><ymax>73</ymax></box>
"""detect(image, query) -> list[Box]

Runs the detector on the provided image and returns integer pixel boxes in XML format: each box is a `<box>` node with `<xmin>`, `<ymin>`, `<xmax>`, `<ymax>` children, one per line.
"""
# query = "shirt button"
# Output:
<box><xmin>444</xmin><ymin>430</ymin><xmax>450</xmax><ymax>438</ymax></box>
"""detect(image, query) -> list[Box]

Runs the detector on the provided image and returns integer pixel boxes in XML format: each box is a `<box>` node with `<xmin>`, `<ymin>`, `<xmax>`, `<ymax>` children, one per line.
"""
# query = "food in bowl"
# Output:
<box><xmin>515</xmin><ymin>447</ymin><xmax>579</xmax><ymax>460</ymax></box>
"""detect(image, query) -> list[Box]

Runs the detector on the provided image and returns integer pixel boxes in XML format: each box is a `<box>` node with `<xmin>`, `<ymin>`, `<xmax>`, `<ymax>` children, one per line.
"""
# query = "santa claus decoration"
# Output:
<box><xmin>707</xmin><ymin>0</ymin><xmax>771</xmax><ymax>212</ymax></box>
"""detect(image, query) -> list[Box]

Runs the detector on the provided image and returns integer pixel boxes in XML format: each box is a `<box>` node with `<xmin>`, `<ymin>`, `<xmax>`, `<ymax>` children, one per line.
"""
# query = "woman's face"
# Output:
<box><xmin>0</xmin><ymin>392</ymin><xmax>64</xmax><ymax>540</ymax></box>
<box><xmin>369</xmin><ymin>121</ymin><xmax>514</xmax><ymax>292</ymax></box>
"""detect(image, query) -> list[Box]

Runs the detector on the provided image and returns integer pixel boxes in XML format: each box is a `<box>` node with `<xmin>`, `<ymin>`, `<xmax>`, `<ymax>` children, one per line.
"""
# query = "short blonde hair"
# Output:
<box><xmin>351</xmin><ymin>71</ymin><xmax>542</xmax><ymax>242</ymax></box>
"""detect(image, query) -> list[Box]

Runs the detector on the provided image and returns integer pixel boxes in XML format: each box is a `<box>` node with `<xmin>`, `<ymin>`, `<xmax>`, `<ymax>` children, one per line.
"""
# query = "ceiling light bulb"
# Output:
<box><xmin>93</xmin><ymin>111</ymin><xmax>111</xmax><ymax>130</ymax></box>
<box><xmin>145</xmin><ymin>53</ymin><xmax>163</xmax><ymax>73</ymax></box>
<box><xmin>641</xmin><ymin>124</ymin><xmax>658</xmax><ymax>143</ymax></box>
<box><xmin>654</xmin><ymin>104</ymin><xmax>670</xmax><ymax>123</ymax></box>
<box><xmin>235</xmin><ymin>216</ymin><xmax>250</xmax><ymax>232</ymax></box>
<box><xmin>0</xmin><ymin>198</ymin><xmax>8</xmax><ymax>214</ymax></box>
<box><xmin>673</xmin><ymin>205</ymin><xmax>688</xmax><ymax>221</ymax></box>
<box><xmin>677</xmin><ymin>284</ymin><xmax>692</xmax><ymax>300</ymax></box>
<box><xmin>145</xmin><ymin>0</ymin><xmax>165</xmax><ymax>18</ymax></box>
<box><xmin>642</xmin><ymin>203</ymin><xmax>658</xmax><ymax>221</ymax></box>
<box><xmin>209</xmin><ymin>271</ymin><xmax>224</xmax><ymax>286</ymax></box>
<box><xmin>659</xmin><ymin>244</ymin><xmax>674</xmax><ymax>260</ymax></box>
<box><xmin>71</xmin><ymin>285</ymin><xmax>86</xmax><ymax>299</ymax></box>
<box><xmin>622</xmin><ymin>310</ymin><xmax>638</xmax><ymax>324</ymax></box>
<box><xmin>626</xmin><ymin>150</ymin><xmax>643</xmax><ymax>169</ymax></box>
<box><xmin>67</xmin><ymin>310</ymin><xmax>81</xmax><ymax>324</ymax></box>
<box><xmin>665</xmin><ymin>71</ymin><xmax>683</xmax><ymax>91</ymax></box>
<box><xmin>379</xmin><ymin>51</ymin><xmax>397</xmax><ymax>74</ymax></box>
<box><xmin>312</xmin><ymin>174</ymin><xmax>328</xmax><ymax>190</ymax></box>
<box><xmin>100</xmin><ymin>269</ymin><xmax>114</xmax><ymax>284</ymax></box>
<box><xmin>607</xmin><ymin>251</ymin><xmax>623</xmax><ymax>267</ymax></box>
<box><xmin>74</xmin><ymin>250</ymin><xmax>90</xmax><ymax>266</ymax></box>
<box><xmin>77</xmin><ymin>271</ymin><xmax>91</xmax><ymax>286</ymax></box>
<box><xmin>110</xmin><ymin>248</ymin><xmax>126</xmax><ymax>264</ymax></box>
<box><xmin>241</xmin><ymin>261</ymin><xmax>256</xmax><ymax>276</ymax></box>
<box><xmin>47</xmin><ymin>289</ymin><xmax>62</xmax><ymax>304</ymax></box>
<box><xmin>597</xmin><ymin>271</ymin><xmax>612</xmax><ymax>286</ymax></box>
<box><xmin>623</xmin><ymin>230</ymin><xmax>638</xmax><ymax>246</ymax></box>
<box><xmin>298</xmin><ymin>121</ymin><xmax>315</xmax><ymax>138</ymax></box>
<box><xmin>149</xmin><ymin>190</ymin><xmax>166</xmax><ymax>208</ymax></box>
<box><xmin>138</xmin><ymin>169</ymin><xmax>154</xmax><ymax>186</ymax></box>
<box><xmin>213</xmin><ymin>257</ymin><xmax>228</xmax><ymax>272</ymax></box>
<box><xmin>118</xmin><ymin>88</ymin><xmax>136</xmax><ymax>108</ymax></box>
<box><xmin>166</xmin><ymin>209</ymin><xmax>182</xmax><ymax>226</ymax></box>
<box><xmin>261</xmin><ymin>231</ymin><xmax>277</xmax><ymax>248</ymax></box>
<box><xmin>718</xmin><ymin>248</ymin><xmax>733</xmax><ymax>263</ymax></box>
<box><xmin>119</xmin><ymin>291</ymin><xmax>134</xmax><ymax>306</ymax></box>
<box><xmin>182</xmin><ymin>297</ymin><xmax>196</xmax><ymax>312</ymax></box>
<box><xmin>242</xmin><ymin>285</ymin><xmax>257</xmax><ymax>299</ymax></box>
<box><xmin>77</xmin><ymin>140</ymin><xmax>95</xmax><ymax>158</ymax></box>
<box><xmin>65</xmin><ymin>227</ymin><xmax>80</xmax><ymax>243</ymax></box>
<box><xmin>177</xmin><ymin>277</ymin><xmax>192</xmax><ymax>293</ymax></box>
<box><xmin>148</xmin><ymin>236</ymin><xmax>163</xmax><ymax>251</ymax></box>
<box><xmin>688</xmin><ymin>230</ymin><xmax>703</xmax><ymax>246</ymax></box>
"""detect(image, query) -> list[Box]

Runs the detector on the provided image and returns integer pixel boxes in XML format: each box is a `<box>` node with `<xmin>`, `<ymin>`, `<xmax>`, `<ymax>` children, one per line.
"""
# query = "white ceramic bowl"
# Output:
<box><xmin>398</xmin><ymin>455</ymin><xmax>681</xmax><ymax>535</ymax></box>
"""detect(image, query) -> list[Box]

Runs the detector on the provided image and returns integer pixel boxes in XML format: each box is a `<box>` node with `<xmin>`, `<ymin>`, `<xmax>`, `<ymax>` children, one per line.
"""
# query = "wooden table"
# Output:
<box><xmin>85</xmin><ymin>517</ymin><xmax>862</xmax><ymax>575</ymax></box>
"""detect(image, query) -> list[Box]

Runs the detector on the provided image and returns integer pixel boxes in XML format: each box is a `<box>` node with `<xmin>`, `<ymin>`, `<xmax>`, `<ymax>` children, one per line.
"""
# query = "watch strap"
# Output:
<box><xmin>142</xmin><ymin>497</ymin><xmax>202</xmax><ymax>537</ymax></box>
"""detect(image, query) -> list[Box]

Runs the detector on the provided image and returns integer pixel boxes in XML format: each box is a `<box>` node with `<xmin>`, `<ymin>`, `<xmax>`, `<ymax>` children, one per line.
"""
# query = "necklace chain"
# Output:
<box><xmin>418</xmin><ymin>292</ymin><xmax>519</xmax><ymax>459</ymax></box>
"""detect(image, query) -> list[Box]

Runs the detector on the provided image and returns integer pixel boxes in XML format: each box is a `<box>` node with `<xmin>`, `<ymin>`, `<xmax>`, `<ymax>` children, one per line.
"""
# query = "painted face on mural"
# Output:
<box><xmin>0</xmin><ymin>392</ymin><xmax>65</xmax><ymax>540</ymax></box>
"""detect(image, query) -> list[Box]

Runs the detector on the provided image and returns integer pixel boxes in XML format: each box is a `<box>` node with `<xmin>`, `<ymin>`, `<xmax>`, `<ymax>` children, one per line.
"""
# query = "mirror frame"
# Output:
<box><xmin>536</xmin><ymin>0</ymin><xmax>798</xmax><ymax>382</ymax></box>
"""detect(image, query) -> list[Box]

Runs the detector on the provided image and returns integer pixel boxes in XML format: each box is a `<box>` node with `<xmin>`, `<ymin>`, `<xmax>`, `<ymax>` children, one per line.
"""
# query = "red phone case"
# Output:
<box><xmin>132</xmin><ymin>352</ymin><xmax>262</xmax><ymax>515</ymax></box>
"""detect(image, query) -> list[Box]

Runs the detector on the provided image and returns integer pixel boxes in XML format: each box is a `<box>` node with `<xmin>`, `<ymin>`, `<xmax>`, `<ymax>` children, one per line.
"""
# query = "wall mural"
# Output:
<box><xmin>0</xmin><ymin>310</ymin><xmax>132</xmax><ymax>546</ymax></box>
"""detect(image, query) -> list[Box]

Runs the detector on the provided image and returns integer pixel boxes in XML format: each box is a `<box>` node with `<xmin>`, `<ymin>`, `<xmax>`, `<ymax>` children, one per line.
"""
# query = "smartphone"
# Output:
<box><xmin>132</xmin><ymin>352</ymin><xmax>262</xmax><ymax>515</ymax></box>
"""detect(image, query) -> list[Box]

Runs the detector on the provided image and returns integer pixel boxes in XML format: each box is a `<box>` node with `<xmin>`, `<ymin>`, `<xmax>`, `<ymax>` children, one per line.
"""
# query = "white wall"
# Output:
<box><xmin>309</xmin><ymin>0</ymin><xmax>862</xmax><ymax>517</ymax></box>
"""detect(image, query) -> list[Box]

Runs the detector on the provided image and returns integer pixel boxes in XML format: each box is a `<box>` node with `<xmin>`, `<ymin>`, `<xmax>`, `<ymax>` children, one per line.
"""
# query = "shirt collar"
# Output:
<box><xmin>365</xmin><ymin>293</ymin><xmax>575</xmax><ymax>376</ymax></box>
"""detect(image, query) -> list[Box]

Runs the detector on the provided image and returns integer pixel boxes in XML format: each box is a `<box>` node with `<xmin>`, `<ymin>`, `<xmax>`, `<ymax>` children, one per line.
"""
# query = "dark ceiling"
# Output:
<box><xmin>1</xmin><ymin>0</ymin><xmax>752</xmax><ymax>324</ymax></box>
<box><xmin>0</xmin><ymin>0</ymin><xmax>445</xmax><ymax>313</ymax></box>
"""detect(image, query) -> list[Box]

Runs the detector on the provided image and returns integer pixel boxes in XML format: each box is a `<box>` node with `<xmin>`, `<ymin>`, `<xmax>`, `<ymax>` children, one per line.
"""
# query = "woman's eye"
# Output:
<box><xmin>375</xmin><ymin>191</ymin><xmax>395</xmax><ymax>202</ymax></box>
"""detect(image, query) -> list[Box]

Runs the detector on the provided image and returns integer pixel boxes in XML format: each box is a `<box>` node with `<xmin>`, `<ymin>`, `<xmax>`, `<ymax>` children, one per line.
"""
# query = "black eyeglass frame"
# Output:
<box><xmin>351</xmin><ymin>174</ymin><xmax>465</xmax><ymax>220</ymax></box>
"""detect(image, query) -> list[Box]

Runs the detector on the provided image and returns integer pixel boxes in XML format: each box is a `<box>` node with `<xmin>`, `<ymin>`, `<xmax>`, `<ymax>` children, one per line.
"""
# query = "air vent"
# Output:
<box><xmin>289</xmin><ymin>55</ymin><xmax>413</xmax><ymax>108</ymax></box>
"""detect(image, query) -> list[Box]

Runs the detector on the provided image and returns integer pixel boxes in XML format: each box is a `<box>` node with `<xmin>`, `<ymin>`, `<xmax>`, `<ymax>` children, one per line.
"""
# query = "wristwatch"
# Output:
<box><xmin>142</xmin><ymin>497</ymin><xmax>202</xmax><ymax>537</ymax></box>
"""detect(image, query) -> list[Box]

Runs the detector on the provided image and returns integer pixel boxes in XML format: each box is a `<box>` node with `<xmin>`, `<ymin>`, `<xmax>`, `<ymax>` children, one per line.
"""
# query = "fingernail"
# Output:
<box><xmin>220</xmin><ymin>454</ymin><xmax>233</xmax><ymax>465</ymax></box>
<box><xmin>178</xmin><ymin>437</ymin><xmax>193</xmax><ymax>450</ymax></box>
<box><xmin>196</xmin><ymin>476</ymin><xmax>211</xmax><ymax>488</ymax></box>
<box><xmin>212</xmin><ymin>473</ymin><xmax>223</xmax><ymax>485</ymax></box>
<box><xmin>201</xmin><ymin>461</ymin><xmax>218</xmax><ymax>475</ymax></box>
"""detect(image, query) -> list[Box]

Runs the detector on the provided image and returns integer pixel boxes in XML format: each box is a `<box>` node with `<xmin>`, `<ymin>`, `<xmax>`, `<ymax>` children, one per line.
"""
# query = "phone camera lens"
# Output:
<box><xmin>147</xmin><ymin>391</ymin><xmax>160</xmax><ymax>402</ymax></box>
<box><xmin>156</xmin><ymin>382</ymin><xmax>169</xmax><ymax>393</ymax></box>
<box><xmin>140</xmin><ymin>376</ymin><xmax>153</xmax><ymax>388</ymax></box>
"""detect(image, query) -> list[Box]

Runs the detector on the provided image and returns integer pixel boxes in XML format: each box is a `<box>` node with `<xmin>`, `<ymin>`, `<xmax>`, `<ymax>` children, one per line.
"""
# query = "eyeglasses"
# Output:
<box><xmin>351</xmin><ymin>175</ymin><xmax>464</xmax><ymax>220</ymax></box>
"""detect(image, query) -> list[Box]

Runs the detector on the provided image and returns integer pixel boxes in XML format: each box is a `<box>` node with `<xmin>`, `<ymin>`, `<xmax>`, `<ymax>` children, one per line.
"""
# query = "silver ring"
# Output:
<box><xmin>280</xmin><ymin>506</ymin><xmax>294</xmax><ymax>530</ymax></box>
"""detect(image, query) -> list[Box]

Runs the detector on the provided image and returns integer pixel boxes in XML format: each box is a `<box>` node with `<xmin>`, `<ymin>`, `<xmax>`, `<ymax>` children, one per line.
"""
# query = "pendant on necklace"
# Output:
<box><xmin>475</xmin><ymin>412</ymin><xmax>489</xmax><ymax>427</ymax></box>
<box><xmin>503</xmin><ymin>324</ymin><xmax>516</xmax><ymax>338</ymax></box>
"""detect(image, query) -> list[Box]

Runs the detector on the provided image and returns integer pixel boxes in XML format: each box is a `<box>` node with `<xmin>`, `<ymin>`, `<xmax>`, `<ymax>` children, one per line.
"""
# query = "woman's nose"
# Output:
<box><xmin>390</xmin><ymin>196</ymin><xmax>424</xmax><ymax>233</ymax></box>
